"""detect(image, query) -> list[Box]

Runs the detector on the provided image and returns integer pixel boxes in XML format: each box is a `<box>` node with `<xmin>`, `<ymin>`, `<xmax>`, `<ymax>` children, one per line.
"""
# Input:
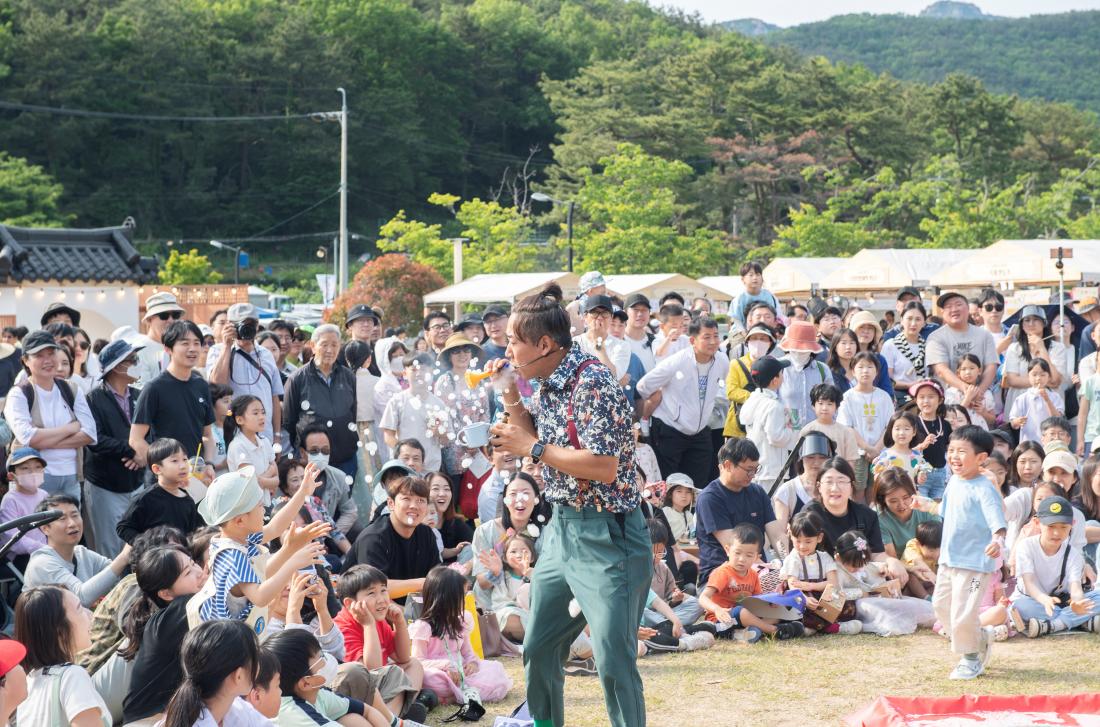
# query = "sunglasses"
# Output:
<box><xmin>983</xmin><ymin>303</ymin><xmax>1004</xmax><ymax>312</ymax></box>
<box><xmin>156</xmin><ymin>311</ymin><xmax>183</xmax><ymax>321</ymax></box>
<box><xmin>77</xmin><ymin>341</ymin><xmax>90</xmax><ymax>350</ymax></box>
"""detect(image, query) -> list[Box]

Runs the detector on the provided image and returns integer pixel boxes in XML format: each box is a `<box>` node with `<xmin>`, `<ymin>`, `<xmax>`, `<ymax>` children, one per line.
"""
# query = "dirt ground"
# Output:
<box><xmin>425</xmin><ymin>631</ymin><xmax>1100</xmax><ymax>726</ymax></box>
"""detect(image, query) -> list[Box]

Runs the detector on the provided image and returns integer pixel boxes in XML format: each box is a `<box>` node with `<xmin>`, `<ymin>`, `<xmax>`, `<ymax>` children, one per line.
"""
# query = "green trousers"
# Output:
<box><xmin>523</xmin><ymin>505</ymin><xmax>652</xmax><ymax>727</ymax></box>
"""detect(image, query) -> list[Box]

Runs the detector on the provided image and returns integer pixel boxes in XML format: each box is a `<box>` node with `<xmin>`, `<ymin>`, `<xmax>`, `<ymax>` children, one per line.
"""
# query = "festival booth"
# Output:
<box><xmin>762</xmin><ymin>257</ymin><xmax>847</xmax><ymax>298</ymax></box>
<box><xmin>930</xmin><ymin>239</ymin><xmax>1100</xmax><ymax>295</ymax></box>
<box><xmin>697</xmin><ymin>276</ymin><xmax>745</xmax><ymax>300</ymax></box>
<box><xmin>423</xmin><ymin>272</ymin><xmax>581</xmax><ymax>312</ymax></box>
<box><xmin>819</xmin><ymin>248</ymin><xmax>973</xmax><ymax>293</ymax></box>
<box><xmin>603</xmin><ymin>274</ymin><xmax>733</xmax><ymax>310</ymax></box>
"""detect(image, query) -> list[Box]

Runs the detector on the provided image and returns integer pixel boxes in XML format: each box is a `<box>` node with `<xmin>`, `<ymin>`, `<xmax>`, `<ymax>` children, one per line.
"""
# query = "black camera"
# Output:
<box><xmin>235</xmin><ymin>320</ymin><xmax>258</xmax><ymax>341</ymax></box>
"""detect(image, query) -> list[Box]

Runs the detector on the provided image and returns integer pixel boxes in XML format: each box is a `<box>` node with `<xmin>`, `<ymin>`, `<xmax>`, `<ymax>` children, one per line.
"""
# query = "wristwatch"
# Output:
<box><xmin>530</xmin><ymin>441</ymin><xmax>546</xmax><ymax>464</ymax></box>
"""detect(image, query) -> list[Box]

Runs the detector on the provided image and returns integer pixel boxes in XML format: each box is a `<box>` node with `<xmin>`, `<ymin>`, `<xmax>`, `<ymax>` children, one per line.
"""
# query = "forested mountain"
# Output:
<box><xmin>1</xmin><ymin>0</ymin><xmax>1099</xmax><ymax>285</ymax></box>
<box><xmin>759</xmin><ymin>8</ymin><xmax>1100</xmax><ymax>113</ymax></box>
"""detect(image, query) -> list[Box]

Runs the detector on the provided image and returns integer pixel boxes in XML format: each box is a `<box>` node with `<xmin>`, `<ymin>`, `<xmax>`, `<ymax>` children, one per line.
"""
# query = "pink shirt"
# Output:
<box><xmin>0</xmin><ymin>488</ymin><xmax>47</xmax><ymax>557</ymax></box>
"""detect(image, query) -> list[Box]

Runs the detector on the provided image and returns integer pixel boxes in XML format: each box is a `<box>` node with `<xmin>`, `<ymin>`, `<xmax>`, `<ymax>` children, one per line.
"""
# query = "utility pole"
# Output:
<box><xmin>338</xmin><ymin>88</ymin><xmax>348</xmax><ymax>295</ymax></box>
<box><xmin>450</xmin><ymin>237</ymin><xmax>469</xmax><ymax>320</ymax></box>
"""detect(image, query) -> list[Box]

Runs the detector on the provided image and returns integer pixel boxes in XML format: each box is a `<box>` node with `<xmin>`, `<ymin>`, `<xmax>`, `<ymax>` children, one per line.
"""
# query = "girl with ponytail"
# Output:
<box><xmin>162</xmin><ymin>620</ymin><xmax>260</xmax><ymax>727</ymax></box>
<box><xmin>120</xmin><ymin>546</ymin><xmax>205</xmax><ymax>660</ymax></box>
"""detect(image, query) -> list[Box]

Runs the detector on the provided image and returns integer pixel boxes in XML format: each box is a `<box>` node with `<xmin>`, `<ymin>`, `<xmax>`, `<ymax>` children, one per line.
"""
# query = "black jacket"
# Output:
<box><xmin>84</xmin><ymin>381</ymin><xmax>143</xmax><ymax>493</ymax></box>
<box><xmin>282</xmin><ymin>360</ymin><xmax>358</xmax><ymax>465</ymax></box>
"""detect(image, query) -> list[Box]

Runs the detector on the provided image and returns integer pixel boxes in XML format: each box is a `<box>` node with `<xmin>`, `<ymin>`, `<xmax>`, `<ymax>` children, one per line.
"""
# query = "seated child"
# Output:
<box><xmin>0</xmin><ymin>447</ymin><xmax>48</xmax><ymax>565</ymax></box>
<box><xmin>643</xmin><ymin>520</ymin><xmax>704</xmax><ymax>628</ymax></box>
<box><xmin>698</xmin><ymin>523</ymin><xmax>805</xmax><ymax>642</ymax></box>
<box><xmin>244</xmin><ymin>648</ymin><xmax>283</xmax><ymax>720</ymax></box>
<box><xmin>835</xmin><ymin>530</ymin><xmax>935</xmax><ymax>637</ymax></box>
<box><xmin>781</xmin><ymin>511</ymin><xmax>844</xmax><ymax>635</ymax></box>
<box><xmin>902</xmin><ymin>520</ymin><xmax>941</xmax><ymax>596</ymax></box>
<box><xmin>186</xmin><ymin>462</ymin><xmax>331</xmax><ymax>636</ymax></box>
<box><xmin>490</xmin><ymin>533</ymin><xmax>536</xmax><ymax>644</ymax></box>
<box><xmin>409</xmin><ymin>566</ymin><xmax>512</xmax><ymax>705</ymax></box>
<box><xmin>116</xmin><ymin>438</ymin><xmax>204</xmax><ymax>544</ymax></box>
<box><xmin>265</xmin><ymin>570</ymin><xmax>345</xmax><ymax>660</ymax></box>
<box><xmin>333</xmin><ymin>565</ymin><xmax>429</xmax><ymax>722</ymax></box>
<box><xmin>1010</xmin><ymin>495</ymin><xmax>1100</xmax><ymax>638</ymax></box>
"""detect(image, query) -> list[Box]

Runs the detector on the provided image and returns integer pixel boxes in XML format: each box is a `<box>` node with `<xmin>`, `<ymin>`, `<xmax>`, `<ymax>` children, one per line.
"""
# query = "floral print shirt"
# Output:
<box><xmin>530</xmin><ymin>343</ymin><xmax>639</xmax><ymax>512</ymax></box>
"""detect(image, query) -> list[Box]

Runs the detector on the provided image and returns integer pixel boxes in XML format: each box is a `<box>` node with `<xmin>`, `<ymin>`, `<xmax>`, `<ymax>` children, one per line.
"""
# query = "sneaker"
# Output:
<box><xmin>678</xmin><ymin>631</ymin><xmax>715</xmax><ymax>651</ymax></box>
<box><xmin>685</xmin><ymin>621</ymin><xmax>717</xmax><ymax>636</ymax></box>
<box><xmin>838</xmin><ymin>620</ymin><xmax>863</xmax><ymax>635</ymax></box>
<box><xmin>774</xmin><ymin>621</ymin><xmax>805</xmax><ymax>640</ymax></box>
<box><xmin>563</xmin><ymin>657</ymin><xmax>597</xmax><ymax>677</ymax></box>
<box><xmin>978</xmin><ymin>626</ymin><xmax>994</xmax><ymax>670</ymax></box>
<box><xmin>733</xmin><ymin>626</ymin><xmax>764</xmax><ymax>643</ymax></box>
<box><xmin>643</xmin><ymin>632</ymin><xmax>681</xmax><ymax>653</ymax></box>
<box><xmin>1082</xmin><ymin>615</ymin><xmax>1100</xmax><ymax>633</ymax></box>
<box><xmin>991</xmin><ymin>624</ymin><xmax>1010</xmax><ymax>642</ymax></box>
<box><xmin>401</xmin><ymin>702</ymin><xmax>429</xmax><ymax>723</ymax></box>
<box><xmin>1027</xmin><ymin>618</ymin><xmax>1052</xmax><ymax>639</ymax></box>
<box><xmin>948</xmin><ymin>657</ymin><xmax>984</xmax><ymax>681</ymax></box>
<box><xmin>413</xmin><ymin>689</ymin><xmax>438</xmax><ymax>711</ymax></box>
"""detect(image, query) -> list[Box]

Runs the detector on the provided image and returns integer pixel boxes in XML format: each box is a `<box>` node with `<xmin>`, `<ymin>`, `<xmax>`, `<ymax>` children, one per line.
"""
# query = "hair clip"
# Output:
<box><xmin>854</xmin><ymin>537</ymin><xmax>868</xmax><ymax>552</ymax></box>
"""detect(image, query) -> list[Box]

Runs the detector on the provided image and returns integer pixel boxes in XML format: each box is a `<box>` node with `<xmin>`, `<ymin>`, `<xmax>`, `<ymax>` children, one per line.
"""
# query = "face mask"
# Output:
<box><xmin>746</xmin><ymin>341</ymin><xmax>770</xmax><ymax>359</ymax></box>
<box><xmin>789</xmin><ymin>351</ymin><xmax>812</xmax><ymax>368</ymax></box>
<box><xmin>16</xmin><ymin>472</ymin><xmax>44</xmax><ymax>491</ymax></box>
<box><xmin>307</xmin><ymin>452</ymin><xmax>330</xmax><ymax>470</ymax></box>
<box><xmin>316</xmin><ymin>652</ymin><xmax>339</xmax><ymax>687</ymax></box>
<box><xmin>390</xmin><ymin>358</ymin><xmax>404</xmax><ymax>374</ymax></box>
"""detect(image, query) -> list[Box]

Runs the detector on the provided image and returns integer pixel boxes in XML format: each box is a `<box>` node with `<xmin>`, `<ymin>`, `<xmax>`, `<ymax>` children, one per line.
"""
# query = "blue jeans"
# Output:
<box><xmin>1010</xmin><ymin>589</ymin><xmax>1100</xmax><ymax>630</ymax></box>
<box><xmin>1085</xmin><ymin>520</ymin><xmax>1100</xmax><ymax>569</ymax></box>
<box><xmin>43</xmin><ymin>473</ymin><xmax>80</xmax><ymax>503</ymax></box>
<box><xmin>919</xmin><ymin>466</ymin><xmax>947</xmax><ymax>500</ymax></box>
<box><xmin>642</xmin><ymin>595</ymin><xmax>704</xmax><ymax>628</ymax></box>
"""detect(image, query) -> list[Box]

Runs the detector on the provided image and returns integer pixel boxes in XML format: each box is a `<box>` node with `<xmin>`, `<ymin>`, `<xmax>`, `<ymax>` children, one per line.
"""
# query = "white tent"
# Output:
<box><xmin>697</xmin><ymin>276</ymin><xmax>746</xmax><ymax>299</ymax></box>
<box><xmin>931</xmin><ymin>240</ymin><xmax>1100</xmax><ymax>289</ymax></box>
<box><xmin>423</xmin><ymin>272</ymin><xmax>580</xmax><ymax>306</ymax></box>
<box><xmin>763</xmin><ymin>257</ymin><xmax>847</xmax><ymax>296</ymax></box>
<box><xmin>819</xmin><ymin>248</ymin><xmax>974</xmax><ymax>291</ymax></box>
<box><xmin>603</xmin><ymin>273</ymin><xmax>734</xmax><ymax>306</ymax></box>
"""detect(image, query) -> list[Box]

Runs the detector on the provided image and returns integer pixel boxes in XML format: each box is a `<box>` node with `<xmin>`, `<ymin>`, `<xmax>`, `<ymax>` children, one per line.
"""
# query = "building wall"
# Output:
<box><xmin>4</xmin><ymin>283</ymin><xmax>141</xmax><ymax>340</ymax></box>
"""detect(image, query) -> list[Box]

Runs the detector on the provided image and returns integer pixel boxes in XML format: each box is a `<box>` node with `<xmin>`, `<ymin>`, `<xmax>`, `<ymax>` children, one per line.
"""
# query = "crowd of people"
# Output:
<box><xmin>0</xmin><ymin>262</ymin><xmax>1098</xmax><ymax>726</ymax></box>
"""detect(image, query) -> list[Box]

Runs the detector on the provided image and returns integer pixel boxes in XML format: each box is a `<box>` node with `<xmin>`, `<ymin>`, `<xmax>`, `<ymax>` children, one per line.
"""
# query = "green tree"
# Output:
<box><xmin>158</xmin><ymin>248</ymin><xmax>223</xmax><ymax>285</ymax></box>
<box><xmin>0</xmin><ymin>152</ymin><xmax>67</xmax><ymax>226</ymax></box>
<box><xmin>328</xmin><ymin>253</ymin><xmax>445</xmax><ymax>330</ymax></box>
<box><xmin>570</xmin><ymin>143</ymin><xmax>725</xmax><ymax>275</ymax></box>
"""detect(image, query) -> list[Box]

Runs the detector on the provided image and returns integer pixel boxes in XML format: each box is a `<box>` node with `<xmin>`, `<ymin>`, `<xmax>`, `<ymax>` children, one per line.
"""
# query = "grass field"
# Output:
<box><xmin>424</xmin><ymin>632</ymin><xmax>1100</xmax><ymax>726</ymax></box>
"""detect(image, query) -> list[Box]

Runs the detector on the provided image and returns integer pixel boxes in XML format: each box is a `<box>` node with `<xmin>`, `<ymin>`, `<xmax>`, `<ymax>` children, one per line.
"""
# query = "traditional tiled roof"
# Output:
<box><xmin>0</xmin><ymin>221</ymin><xmax>158</xmax><ymax>284</ymax></box>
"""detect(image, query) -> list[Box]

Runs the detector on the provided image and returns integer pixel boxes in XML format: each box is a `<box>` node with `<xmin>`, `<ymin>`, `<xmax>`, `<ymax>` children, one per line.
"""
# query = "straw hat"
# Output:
<box><xmin>439</xmin><ymin>333</ymin><xmax>483</xmax><ymax>359</ymax></box>
<box><xmin>778</xmin><ymin>320</ymin><xmax>822</xmax><ymax>353</ymax></box>
<box><xmin>848</xmin><ymin>310</ymin><xmax>883</xmax><ymax>349</ymax></box>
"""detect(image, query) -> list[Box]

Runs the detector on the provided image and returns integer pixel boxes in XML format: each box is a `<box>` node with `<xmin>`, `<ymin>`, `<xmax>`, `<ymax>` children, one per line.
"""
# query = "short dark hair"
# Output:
<box><xmin>148</xmin><ymin>438</ymin><xmax>186</xmax><ymax>468</ymax></box>
<box><xmin>395</xmin><ymin>438</ymin><xmax>425</xmax><ymax>459</ymax></box>
<box><xmin>739</xmin><ymin>262</ymin><xmax>764</xmax><ymax>276</ymax></box>
<box><xmin>851</xmin><ymin>350</ymin><xmax>881</xmax><ymax>374</ymax></box>
<box><xmin>189</xmin><ymin>526</ymin><xmax>220</xmax><ymax>568</ymax></box>
<box><xmin>162</xmin><ymin>320</ymin><xmax>203</xmax><ymax>349</ymax></box>
<box><xmin>819</xmin><ymin>456</ymin><xmax>857</xmax><ymax>485</ymax></box>
<box><xmin>267</xmin><ymin>319</ymin><xmax>293</xmax><ymax>334</ymax></box>
<box><xmin>810</xmin><ymin>383</ymin><xmax>842</xmax><ymax>406</ymax></box>
<box><xmin>688</xmin><ymin>317</ymin><xmax>718</xmax><ymax>336</ymax></box>
<box><xmin>657</xmin><ymin>303</ymin><xmax>685</xmax><ymax>324</ymax></box>
<box><xmin>871</xmin><ymin>467</ymin><xmax>916</xmax><ymax>510</ymax></box>
<box><xmin>1027</xmin><ymin>357</ymin><xmax>1052</xmax><ymax>375</ymax></box>
<box><xmin>882</xmin><ymin>411</ymin><xmax>921</xmax><ymax>448</ymax></box>
<box><xmin>45</xmin><ymin>322</ymin><xmax>76</xmax><ymax>340</ymax></box>
<box><xmin>729</xmin><ymin>523</ymin><xmax>763</xmax><ymax>549</ymax></box>
<box><xmin>1040</xmin><ymin>416</ymin><xmax>1072</xmax><ymax>434</ymax></box>
<box><xmin>255</xmin><ymin>648</ymin><xmax>280</xmax><ymax>691</ymax></box>
<box><xmin>39</xmin><ymin>494</ymin><xmax>79</xmax><ymax>513</ymax></box>
<box><xmin>15</xmin><ymin>586</ymin><xmax>75</xmax><ymax>670</ymax></box>
<box><xmin>789</xmin><ymin>510</ymin><xmax>827</xmax><ymax>542</ymax></box>
<box><xmin>337</xmin><ymin>564</ymin><xmax>389</xmax><ymax>601</ymax></box>
<box><xmin>297</xmin><ymin>420</ymin><xmax>330</xmax><ymax>445</ymax></box>
<box><xmin>816</xmin><ymin>306</ymin><xmax>843</xmax><ymax>323</ymax></box>
<box><xmin>209</xmin><ymin>382</ymin><xmax>233</xmax><ymax>401</ymax></box>
<box><xmin>386</xmin><ymin>475</ymin><xmax>430</xmax><ymax>500</ymax></box>
<box><xmin>977</xmin><ymin>288</ymin><xmax>1004</xmax><ymax>305</ymax></box>
<box><xmin>403</xmin><ymin>352</ymin><xmax>435</xmax><ymax>369</ymax></box>
<box><xmin>266</xmin><ymin>628</ymin><xmax>321</xmax><ymax>697</ymax></box>
<box><xmin>509</xmin><ymin>284</ymin><xmax>572</xmax><ymax>349</ymax></box>
<box><xmin>647</xmin><ymin>518</ymin><xmax>670</xmax><ymax>545</ymax></box>
<box><xmin>423</xmin><ymin>310</ymin><xmax>451</xmax><ymax>331</ymax></box>
<box><xmin>744</xmin><ymin>301</ymin><xmax>776</xmax><ymax>320</ymax></box>
<box><xmin>658</xmin><ymin>291</ymin><xmax>685</xmax><ymax>307</ymax></box>
<box><xmin>718</xmin><ymin>437</ymin><xmax>759</xmax><ymax>466</ymax></box>
<box><xmin>949</xmin><ymin>425</ymin><xmax>994</xmax><ymax>456</ymax></box>
<box><xmin>916</xmin><ymin>520</ymin><xmax>943</xmax><ymax>549</ymax></box>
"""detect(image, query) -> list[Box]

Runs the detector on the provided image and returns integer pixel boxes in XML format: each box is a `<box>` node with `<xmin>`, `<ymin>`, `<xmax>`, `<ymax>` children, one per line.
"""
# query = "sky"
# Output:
<box><xmin>662</xmin><ymin>0</ymin><xmax>1100</xmax><ymax>26</ymax></box>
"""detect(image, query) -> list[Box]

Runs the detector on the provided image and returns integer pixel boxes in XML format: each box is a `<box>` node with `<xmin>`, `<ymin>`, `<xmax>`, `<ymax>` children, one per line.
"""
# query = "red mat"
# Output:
<box><xmin>846</xmin><ymin>693</ymin><xmax>1100</xmax><ymax>726</ymax></box>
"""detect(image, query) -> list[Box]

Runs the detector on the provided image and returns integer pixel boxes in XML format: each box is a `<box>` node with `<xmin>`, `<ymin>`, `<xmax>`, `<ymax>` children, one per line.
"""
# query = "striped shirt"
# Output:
<box><xmin>198</xmin><ymin>532</ymin><xmax>263</xmax><ymax>622</ymax></box>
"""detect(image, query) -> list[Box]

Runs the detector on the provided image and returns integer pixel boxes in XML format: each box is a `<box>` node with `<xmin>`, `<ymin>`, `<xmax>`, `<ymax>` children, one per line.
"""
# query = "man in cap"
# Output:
<box><xmin>480</xmin><ymin>305</ymin><xmax>509</xmax><ymax>360</ymax></box>
<box><xmin>454</xmin><ymin>313</ymin><xmax>486</xmax><ymax>346</ymax></box>
<box><xmin>566</xmin><ymin>270</ymin><xmax>606</xmax><ymax>334</ymax></box>
<box><xmin>207</xmin><ymin>303</ymin><xmax>283</xmax><ymax>443</ymax></box>
<box><xmin>131</xmin><ymin>292</ymin><xmax>185</xmax><ymax>389</ymax></box>
<box><xmin>40</xmin><ymin>301</ymin><xmax>81</xmax><ymax>328</ymax></box>
<box><xmin>926</xmin><ymin>291</ymin><xmax>999</xmax><ymax>405</ymax></box>
<box><xmin>575</xmin><ymin>294</ymin><xmax>630</xmax><ymax>382</ymax></box>
<box><xmin>882</xmin><ymin>287</ymin><xmax>937</xmax><ymax>342</ymax></box>
<box><xmin>623</xmin><ymin>293</ymin><xmax>656</xmax><ymax>373</ymax></box>
<box><xmin>638</xmin><ymin>317</ymin><xmax>729</xmax><ymax>489</ymax></box>
<box><xmin>84</xmin><ymin>338</ymin><xmax>146</xmax><ymax>557</ymax></box>
<box><xmin>346</xmin><ymin>304</ymin><xmax>381</xmax><ymax>346</ymax></box>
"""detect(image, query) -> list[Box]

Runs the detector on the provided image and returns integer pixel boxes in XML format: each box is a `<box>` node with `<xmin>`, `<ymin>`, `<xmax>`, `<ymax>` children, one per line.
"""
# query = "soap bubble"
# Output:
<box><xmin>273</xmin><ymin>443</ymin><xmax>283</xmax><ymax>454</ymax></box>
<box><xmin>527</xmin><ymin>524</ymin><xmax>540</xmax><ymax>538</ymax></box>
<box><xmin>326</xmin><ymin>420</ymin><xmax>333</xmax><ymax>428</ymax></box>
<box><xmin>461</xmin><ymin>458</ymin><xmax>473</xmax><ymax>469</ymax></box>
<box><xmin>536</xmin><ymin>514</ymin><xmax>547</xmax><ymax>523</ymax></box>
<box><xmin>643</xmin><ymin>489</ymin><xmax>652</xmax><ymax>499</ymax></box>
<box><xmin>301</xmin><ymin>400</ymin><xmax>311</xmax><ymax>411</ymax></box>
<box><xmin>675</xmin><ymin>371</ymin><xmax>684</xmax><ymax>380</ymax></box>
<box><xmin>345</xmin><ymin>475</ymin><xmax>354</xmax><ymax>486</ymax></box>
<box><xmin>366</xmin><ymin>442</ymin><xmax>378</xmax><ymax>455</ymax></box>
<box><xmin>406</xmin><ymin>516</ymin><xmax>415</xmax><ymax>525</ymax></box>
<box><xmin>348</xmin><ymin>422</ymin><xmax>357</xmax><ymax>431</ymax></box>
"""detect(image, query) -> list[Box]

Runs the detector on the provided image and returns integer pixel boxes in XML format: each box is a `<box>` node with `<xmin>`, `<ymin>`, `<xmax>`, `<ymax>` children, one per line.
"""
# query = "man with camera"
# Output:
<box><xmin>207</xmin><ymin>302</ymin><xmax>284</xmax><ymax>443</ymax></box>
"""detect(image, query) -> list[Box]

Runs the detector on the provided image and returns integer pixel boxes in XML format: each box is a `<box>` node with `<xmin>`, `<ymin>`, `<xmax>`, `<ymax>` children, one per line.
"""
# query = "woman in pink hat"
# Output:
<box><xmin>776</xmin><ymin>321</ymin><xmax>834</xmax><ymax>431</ymax></box>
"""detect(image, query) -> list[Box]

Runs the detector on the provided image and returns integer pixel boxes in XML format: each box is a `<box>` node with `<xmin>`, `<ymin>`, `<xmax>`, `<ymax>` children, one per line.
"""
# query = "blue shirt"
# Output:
<box><xmin>733</xmin><ymin>290</ymin><xmax>781</xmax><ymax>326</ymax></box>
<box><xmin>939</xmin><ymin>473</ymin><xmax>1007</xmax><ymax>573</ymax></box>
<box><xmin>199</xmin><ymin>532</ymin><xmax>264</xmax><ymax>622</ymax></box>
<box><xmin>695</xmin><ymin>479</ymin><xmax>776</xmax><ymax>580</ymax></box>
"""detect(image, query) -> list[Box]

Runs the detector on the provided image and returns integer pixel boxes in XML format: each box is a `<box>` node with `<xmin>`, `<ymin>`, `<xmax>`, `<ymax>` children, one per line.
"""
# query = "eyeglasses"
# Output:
<box><xmin>983</xmin><ymin>303</ymin><xmax>1004</xmax><ymax>312</ymax></box>
<box><xmin>428</xmin><ymin>323</ymin><xmax>452</xmax><ymax>333</ymax></box>
<box><xmin>77</xmin><ymin>341</ymin><xmax>90</xmax><ymax>350</ymax></box>
<box><xmin>123</xmin><ymin>356</ymin><xmax>138</xmax><ymax>366</ymax></box>
<box><xmin>736</xmin><ymin>463</ymin><xmax>760</xmax><ymax>477</ymax></box>
<box><xmin>156</xmin><ymin>311</ymin><xmax>183</xmax><ymax>321</ymax></box>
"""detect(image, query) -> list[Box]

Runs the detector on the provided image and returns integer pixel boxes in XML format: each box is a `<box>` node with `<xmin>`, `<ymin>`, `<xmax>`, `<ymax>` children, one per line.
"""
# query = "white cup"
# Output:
<box><xmin>457</xmin><ymin>422</ymin><xmax>491</xmax><ymax>448</ymax></box>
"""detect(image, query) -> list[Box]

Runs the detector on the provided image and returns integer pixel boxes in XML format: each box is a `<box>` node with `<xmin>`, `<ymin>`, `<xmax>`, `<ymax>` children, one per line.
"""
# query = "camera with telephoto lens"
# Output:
<box><xmin>235</xmin><ymin>320</ymin><xmax>258</xmax><ymax>341</ymax></box>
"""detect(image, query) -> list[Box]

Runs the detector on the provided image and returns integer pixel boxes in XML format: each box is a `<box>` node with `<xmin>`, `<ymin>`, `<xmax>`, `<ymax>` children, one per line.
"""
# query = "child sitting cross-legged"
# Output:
<box><xmin>1009</xmin><ymin>495</ymin><xmax>1100</xmax><ymax>638</ymax></box>
<box><xmin>902</xmin><ymin>520</ymin><xmax>941</xmax><ymax>598</ymax></box>
<box><xmin>698</xmin><ymin>523</ymin><xmax>805</xmax><ymax>642</ymax></box>
<box><xmin>186</xmin><ymin>461</ymin><xmax>331</xmax><ymax>636</ymax></box>
<box><xmin>833</xmin><ymin>530</ymin><xmax>937</xmax><ymax>637</ymax></box>
<box><xmin>781</xmin><ymin>511</ymin><xmax>849</xmax><ymax>635</ymax></box>
<box><xmin>643</xmin><ymin>519</ymin><xmax>704</xmax><ymax>629</ymax></box>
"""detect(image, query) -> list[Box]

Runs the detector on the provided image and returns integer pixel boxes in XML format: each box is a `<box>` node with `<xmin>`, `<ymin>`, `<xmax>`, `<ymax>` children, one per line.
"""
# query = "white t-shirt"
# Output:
<box><xmin>1002</xmin><ymin>341</ymin><xmax>1070</xmax><ymax>413</ymax></box>
<box><xmin>653</xmin><ymin>332</ymin><xmax>691</xmax><ymax>362</ymax></box>
<box><xmin>1012</xmin><ymin>535</ymin><xmax>1084</xmax><ymax>600</ymax></box>
<box><xmin>925</xmin><ymin>324</ymin><xmax>998</xmax><ymax>372</ymax></box>
<box><xmin>1004</xmin><ymin>487</ymin><xmax>1088</xmax><ymax>552</ymax></box>
<box><xmin>773</xmin><ymin>476</ymin><xmax>813</xmax><ymax>516</ymax></box>
<box><xmin>228</xmin><ymin>432</ymin><xmax>276</xmax><ymax>504</ymax></box>
<box><xmin>19</xmin><ymin>664</ymin><xmax>111</xmax><ymax>727</ymax></box>
<box><xmin>154</xmin><ymin>698</ymin><xmax>275</xmax><ymax>726</ymax></box>
<box><xmin>780</xmin><ymin>549</ymin><xmax>837</xmax><ymax>581</ymax></box>
<box><xmin>379</xmin><ymin>388</ymin><xmax>450</xmax><ymax>472</ymax></box>
<box><xmin>625</xmin><ymin>333</ymin><xmax>656</xmax><ymax>372</ymax></box>
<box><xmin>837</xmin><ymin>387</ymin><xmax>895</xmax><ymax>447</ymax></box>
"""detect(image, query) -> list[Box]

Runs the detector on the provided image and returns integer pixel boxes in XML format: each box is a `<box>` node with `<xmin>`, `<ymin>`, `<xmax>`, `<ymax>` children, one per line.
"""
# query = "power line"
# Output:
<box><xmin>0</xmin><ymin>99</ymin><xmax>333</xmax><ymax>123</ymax></box>
<box><xmin>237</xmin><ymin>190</ymin><xmax>342</xmax><ymax>240</ymax></box>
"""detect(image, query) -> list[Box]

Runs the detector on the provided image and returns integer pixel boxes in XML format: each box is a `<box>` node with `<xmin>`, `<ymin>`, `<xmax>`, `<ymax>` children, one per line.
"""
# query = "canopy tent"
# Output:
<box><xmin>819</xmin><ymin>248</ymin><xmax>974</xmax><ymax>291</ymax></box>
<box><xmin>697</xmin><ymin>276</ymin><xmax>746</xmax><ymax>299</ymax></box>
<box><xmin>762</xmin><ymin>257</ymin><xmax>847</xmax><ymax>296</ymax></box>
<box><xmin>423</xmin><ymin>272</ymin><xmax>580</xmax><ymax>306</ymax></box>
<box><xmin>603</xmin><ymin>273</ymin><xmax>734</xmax><ymax>307</ymax></box>
<box><xmin>930</xmin><ymin>240</ymin><xmax>1100</xmax><ymax>289</ymax></box>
